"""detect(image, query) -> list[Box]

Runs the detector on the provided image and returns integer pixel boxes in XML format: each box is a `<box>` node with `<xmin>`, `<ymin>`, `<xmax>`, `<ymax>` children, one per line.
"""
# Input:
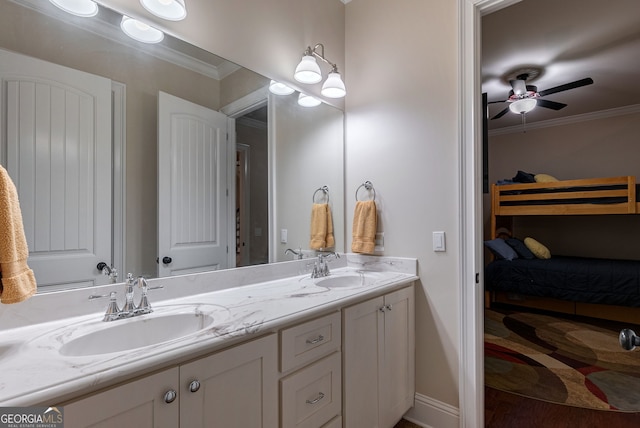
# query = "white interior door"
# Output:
<box><xmin>0</xmin><ymin>48</ymin><xmax>112</xmax><ymax>289</ymax></box>
<box><xmin>158</xmin><ymin>92</ymin><xmax>232</xmax><ymax>277</ymax></box>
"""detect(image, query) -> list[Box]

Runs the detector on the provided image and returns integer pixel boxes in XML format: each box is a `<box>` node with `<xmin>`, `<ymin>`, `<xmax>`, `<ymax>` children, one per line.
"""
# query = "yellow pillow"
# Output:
<box><xmin>535</xmin><ymin>173</ymin><xmax>559</xmax><ymax>183</ymax></box>
<box><xmin>524</xmin><ymin>237</ymin><xmax>551</xmax><ymax>259</ymax></box>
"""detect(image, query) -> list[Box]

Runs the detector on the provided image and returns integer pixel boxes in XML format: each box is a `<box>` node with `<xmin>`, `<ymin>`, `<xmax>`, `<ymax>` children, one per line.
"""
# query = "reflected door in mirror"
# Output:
<box><xmin>0</xmin><ymin>49</ymin><xmax>113</xmax><ymax>289</ymax></box>
<box><xmin>158</xmin><ymin>92</ymin><xmax>232</xmax><ymax>277</ymax></box>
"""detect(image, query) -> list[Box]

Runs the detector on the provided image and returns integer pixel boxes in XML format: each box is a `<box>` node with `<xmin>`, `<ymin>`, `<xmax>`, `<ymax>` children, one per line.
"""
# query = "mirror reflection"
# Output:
<box><xmin>0</xmin><ymin>0</ymin><xmax>344</xmax><ymax>290</ymax></box>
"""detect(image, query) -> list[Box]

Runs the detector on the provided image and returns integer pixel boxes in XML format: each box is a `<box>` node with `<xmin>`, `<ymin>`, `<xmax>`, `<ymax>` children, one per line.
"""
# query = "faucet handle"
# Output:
<box><xmin>88</xmin><ymin>291</ymin><xmax>121</xmax><ymax>322</ymax></box>
<box><xmin>135</xmin><ymin>276</ymin><xmax>163</xmax><ymax>315</ymax></box>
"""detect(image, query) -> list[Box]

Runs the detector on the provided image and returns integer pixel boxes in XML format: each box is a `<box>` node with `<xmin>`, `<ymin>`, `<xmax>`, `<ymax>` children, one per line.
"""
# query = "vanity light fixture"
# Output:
<box><xmin>121</xmin><ymin>16</ymin><xmax>164</xmax><ymax>44</ymax></box>
<box><xmin>140</xmin><ymin>0</ymin><xmax>187</xmax><ymax>21</ymax></box>
<box><xmin>298</xmin><ymin>93</ymin><xmax>321</xmax><ymax>108</ymax></box>
<box><xmin>269</xmin><ymin>80</ymin><xmax>295</xmax><ymax>95</ymax></box>
<box><xmin>509</xmin><ymin>98</ymin><xmax>537</xmax><ymax>114</ymax></box>
<box><xmin>294</xmin><ymin>44</ymin><xmax>346</xmax><ymax>98</ymax></box>
<box><xmin>48</xmin><ymin>0</ymin><xmax>98</xmax><ymax>17</ymax></box>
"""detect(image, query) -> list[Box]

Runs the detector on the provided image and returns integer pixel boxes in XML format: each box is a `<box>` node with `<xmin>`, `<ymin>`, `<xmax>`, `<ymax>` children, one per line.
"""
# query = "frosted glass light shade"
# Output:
<box><xmin>298</xmin><ymin>93</ymin><xmax>321</xmax><ymax>107</ymax></box>
<box><xmin>294</xmin><ymin>55</ymin><xmax>322</xmax><ymax>84</ymax></box>
<box><xmin>140</xmin><ymin>0</ymin><xmax>187</xmax><ymax>21</ymax></box>
<box><xmin>49</xmin><ymin>0</ymin><xmax>98</xmax><ymax>17</ymax></box>
<box><xmin>269</xmin><ymin>80</ymin><xmax>295</xmax><ymax>95</ymax></box>
<box><xmin>321</xmin><ymin>72</ymin><xmax>346</xmax><ymax>98</ymax></box>
<box><xmin>121</xmin><ymin>16</ymin><xmax>164</xmax><ymax>44</ymax></box>
<box><xmin>509</xmin><ymin>98</ymin><xmax>537</xmax><ymax>114</ymax></box>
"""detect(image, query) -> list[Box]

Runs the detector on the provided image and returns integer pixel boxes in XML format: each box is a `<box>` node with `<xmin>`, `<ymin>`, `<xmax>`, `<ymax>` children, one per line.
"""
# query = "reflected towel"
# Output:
<box><xmin>310</xmin><ymin>203</ymin><xmax>334</xmax><ymax>250</ymax></box>
<box><xmin>0</xmin><ymin>165</ymin><xmax>37</xmax><ymax>304</ymax></box>
<box><xmin>351</xmin><ymin>200</ymin><xmax>377</xmax><ymax>254</ymax></box>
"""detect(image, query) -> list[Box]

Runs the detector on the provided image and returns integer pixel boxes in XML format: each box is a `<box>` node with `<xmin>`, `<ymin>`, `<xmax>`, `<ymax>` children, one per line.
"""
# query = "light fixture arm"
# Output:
<box><xmin>305</xmin><ymin>44</ymin><xmax>340</xmax><ymax>73</ymax></box>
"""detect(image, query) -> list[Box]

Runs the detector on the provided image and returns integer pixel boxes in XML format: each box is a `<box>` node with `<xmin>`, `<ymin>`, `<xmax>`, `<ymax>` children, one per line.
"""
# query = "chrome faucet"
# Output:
<box><xmin>89</xmin><ymin>273</ymin><xmax>163</xmax><ymax>322</ymax></box>
<box><xmin>285</xmin><ymin>247</ymin><xmax>304</xmax><ymax>260</ymax></box>
<box><xmin>311</xmin><ymin>252</ymin><xmax>340</xmax><ymax>278</ymax></box>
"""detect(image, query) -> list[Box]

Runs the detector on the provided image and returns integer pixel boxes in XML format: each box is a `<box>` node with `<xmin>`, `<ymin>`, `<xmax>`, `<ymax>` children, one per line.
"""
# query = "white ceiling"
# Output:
<box><xmin>482</xmin><ymin>0</ymin><xmax>640</xmax><ymax>130</ymax></box>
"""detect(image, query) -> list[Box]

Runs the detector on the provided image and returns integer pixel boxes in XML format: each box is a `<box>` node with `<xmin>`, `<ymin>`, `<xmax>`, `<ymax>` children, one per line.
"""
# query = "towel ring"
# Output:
<box><xmin>312</xmin><ymin>185</ymin><xmax>330</xmax><ymax>203</ymax></box>
<box><xmin>355</xmin><ymin>181</ymin><xmax>376</xmax><ymax>201</ymax></box>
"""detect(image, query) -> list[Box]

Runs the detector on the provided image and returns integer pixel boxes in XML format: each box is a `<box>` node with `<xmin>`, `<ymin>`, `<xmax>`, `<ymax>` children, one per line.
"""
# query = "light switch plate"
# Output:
<box><xmin>280</xmin><ymin>229</ymin><xmax>287</xmax><ymax>244</ymax></box>
<box><xmin>433</xmin><ymin>231</ymin><xmax>446</xmax><ymax>252</ymax></box>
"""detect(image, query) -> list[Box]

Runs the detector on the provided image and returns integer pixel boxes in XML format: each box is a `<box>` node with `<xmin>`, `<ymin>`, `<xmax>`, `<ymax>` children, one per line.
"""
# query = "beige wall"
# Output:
<box><xmin>345</xmin><ymin>0</ymin><xmax>461</xmax><ymax>408</ymax></box>
<box><xmin>486</xmin><ymin>112</ymin><xmax>640</xmax><ymax>260</ymax></box>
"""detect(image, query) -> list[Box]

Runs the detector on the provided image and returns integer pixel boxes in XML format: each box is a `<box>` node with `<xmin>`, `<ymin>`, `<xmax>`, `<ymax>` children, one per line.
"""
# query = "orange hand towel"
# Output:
<box><xmin>351</xmin><ymin>200</ymin><xmax>377</xmax><ymax>254</ymax></box>
<box><xmin>0</xmin><ymin>165</ymin><xmax>37</xmax><ymax>304</ymax></box>
<box><xmin>310</xmin><ymin>203</ymin><xmax>334</xmax><ymax>250</ymax></box>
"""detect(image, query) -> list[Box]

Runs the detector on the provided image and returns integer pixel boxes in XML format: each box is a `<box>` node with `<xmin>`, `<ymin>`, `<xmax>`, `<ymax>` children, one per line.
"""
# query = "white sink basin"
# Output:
<box><xmin>59</xmin><ymin>311</ymin><xmax>215</xmax><ymax>357</ymax></box>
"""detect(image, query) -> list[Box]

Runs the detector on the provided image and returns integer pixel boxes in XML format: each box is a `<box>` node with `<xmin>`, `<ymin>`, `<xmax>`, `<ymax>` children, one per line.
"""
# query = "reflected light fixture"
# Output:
<box><xmin>140</xmin><ymin>0</ymin><xmax>187</xmax><ymax>21</ymax></box>
<box><xmin>294</xmin><ymin>44</ymin><xmax>346</xmax><ymax>98</ymax></box>
<box><xmin>269</xmin><ymin>80</ymin><xmax>295</xmax><ymax>96</ymax></box>
<box><xmin>298</xmin><ymin>93</ymin><xmax>321</xmax><ymax>107</ymax></box>
<box><xmin>509</xmin><ymin>98</ymin><xmax>537</xmax><ymax>114</ymax></box>
<box><xmin>121</xmin><ymin>16</ymin><xmax>164</xmax><ymax>44</ymax></box>
<box><xmin>48</xmin><ymin>0</ymin><xmax>98</xmax><ymax>17</ymax></box>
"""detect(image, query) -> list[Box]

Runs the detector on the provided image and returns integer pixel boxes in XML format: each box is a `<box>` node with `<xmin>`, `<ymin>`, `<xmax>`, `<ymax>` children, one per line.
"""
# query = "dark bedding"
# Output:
<box><xmin>485</xmin><ymin>256</ymin><xmax>640</xmax><ymax>307</ymax></box>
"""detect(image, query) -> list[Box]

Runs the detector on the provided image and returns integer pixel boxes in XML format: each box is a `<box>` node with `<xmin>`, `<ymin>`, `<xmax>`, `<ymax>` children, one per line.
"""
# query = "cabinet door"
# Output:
<box><xmin>64</xmin><ymin>367</ymin><xmax>179</xmax><ymax>428</ymax></box>
<box><xmin>381</xmin><ymin>286</ymin><xmax>415</xmax><ymax>428</ymax></box>
<box><xmin>343</xmin><ymin>295</ymin><xmax>384</xmax><ymax>428</ymax></box>
<box><xmin>179</xmin><ymin>334</ymin><xmax>278</xmax><ymax>428</ymax></box>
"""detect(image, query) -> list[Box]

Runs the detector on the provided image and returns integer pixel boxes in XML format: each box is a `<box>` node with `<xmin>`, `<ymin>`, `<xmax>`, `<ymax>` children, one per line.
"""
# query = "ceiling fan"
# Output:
<box><xmin>489</xmin><ymin>73</ymin><xmax>594</xmax><ymax>120</ymax></box>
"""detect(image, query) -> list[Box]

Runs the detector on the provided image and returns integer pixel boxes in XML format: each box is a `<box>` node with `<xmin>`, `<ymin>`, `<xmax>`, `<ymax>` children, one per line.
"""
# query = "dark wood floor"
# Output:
<box><xmin>485</xmin><ymin>386</ymin><xmax>640</xmax><ymax>428</ymax></box>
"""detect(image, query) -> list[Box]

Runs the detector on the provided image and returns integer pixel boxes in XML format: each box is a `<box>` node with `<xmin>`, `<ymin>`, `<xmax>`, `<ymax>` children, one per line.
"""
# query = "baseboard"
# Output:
<box><xmin>403</xmin><ymin>392</ymin><xmax>460</xmax><ymax>428</ymax></box>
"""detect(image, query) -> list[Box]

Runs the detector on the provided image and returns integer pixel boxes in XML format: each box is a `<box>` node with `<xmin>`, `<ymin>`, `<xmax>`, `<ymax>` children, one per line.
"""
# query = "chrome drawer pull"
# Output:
<box><xmin>189</xmin><ymin>380</ymin><xmax>201</xmax><ymax>393</ymax></box>
<box><xmin>306</xmin><ymin>392</ymin><xmax>325</xmax><ymax>405</ymax></box>
<box><xmin>306</xmin><ymin>335</ymin><xmax>325</xmax><ymax>345</ymax></box>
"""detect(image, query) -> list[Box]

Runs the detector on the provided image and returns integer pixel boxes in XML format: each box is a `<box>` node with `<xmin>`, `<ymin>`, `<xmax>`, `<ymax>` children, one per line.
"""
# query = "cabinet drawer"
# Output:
<box><xmin>281</xmin><ymin>352</ymin><xmax>341</xmax><ymax>428</ymax></box>
<box><xmin>280</xmin><ymin>311</ymin><xmax>341</xmax><ymax>373</ymax></box>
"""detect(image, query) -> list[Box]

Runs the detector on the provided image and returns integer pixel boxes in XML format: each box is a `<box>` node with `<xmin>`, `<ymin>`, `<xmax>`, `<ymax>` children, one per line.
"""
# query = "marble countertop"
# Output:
<box><xmin>0</xmin><ymin>257</ymin><xmax>417</xmax><ymax>407</ymax></box>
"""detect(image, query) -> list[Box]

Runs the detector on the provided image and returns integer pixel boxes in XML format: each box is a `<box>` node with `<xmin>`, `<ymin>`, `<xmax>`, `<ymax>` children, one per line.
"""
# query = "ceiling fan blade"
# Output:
<box><xmin>491</xmin><ymin>107</ymin><xmax>510</xmax><ymax>120</ymax></box>
<box><xmin>538</xmin><ymin>77</ymin><xmax>594</xmax><ymax>97</ymax></box>
<box><xmin>509</xmin><ymin>79</ymin><xmax>527</xmax><ymax>95</ymax></box>
<box><xmin>536</xmin><ymin>99</ymin><xmax>567</xmax><ymax>110</ymax></box>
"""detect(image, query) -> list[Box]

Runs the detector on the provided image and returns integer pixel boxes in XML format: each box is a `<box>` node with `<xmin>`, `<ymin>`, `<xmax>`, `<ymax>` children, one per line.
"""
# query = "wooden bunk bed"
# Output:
<box><xmin>486</xmin><ymin>175</ymin><xmax>640</xmax><ymax>324</ymax></box>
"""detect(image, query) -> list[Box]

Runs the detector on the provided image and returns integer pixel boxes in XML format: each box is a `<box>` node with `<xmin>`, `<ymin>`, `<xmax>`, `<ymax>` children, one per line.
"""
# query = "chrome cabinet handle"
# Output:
<box><xmin>306</xmin><ymin>392</ymin><xmax>325</xmax><ymax>405</ymax></box>
<box><xmin>164</xmin><ymin>389</ymin><xmax>177</xmax><ymax>404</ymax></box>
<box><xmin>379</xmin><ymin>306</ymin><xmax>386</xmax><ymax>313</ymax></box>
<box><xmin>386</xmin><ymin>304</ymin><xmax>393</xmax><ymax>311</ymax></box>
<box><xmin>189</xmin><ymin>380</ymin><xmax>201</xmax><ymax>393</ymax></box>
<box><xmin>306</xmin><ymin>335</ymin><xmax>325</xmax><ymax>345</ymax></box>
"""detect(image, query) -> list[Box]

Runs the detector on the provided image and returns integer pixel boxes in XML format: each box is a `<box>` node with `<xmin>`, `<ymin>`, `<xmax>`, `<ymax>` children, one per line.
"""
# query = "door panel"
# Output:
<box><xmin>0</xmin><ymin>48</ymin><xmax>112</xmax><ymax>288</ymax></box>
<box><xmin>158</xmin><ymin>92</ymin><xmax>231</xmax><ymax>277</ymax></box>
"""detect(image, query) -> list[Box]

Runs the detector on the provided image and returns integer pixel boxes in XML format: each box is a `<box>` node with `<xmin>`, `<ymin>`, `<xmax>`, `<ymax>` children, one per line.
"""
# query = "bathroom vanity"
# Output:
<box><xmin>0</xmin><ymin>255</ymin><xmax>417</xmax><ymax>428</ymax></box>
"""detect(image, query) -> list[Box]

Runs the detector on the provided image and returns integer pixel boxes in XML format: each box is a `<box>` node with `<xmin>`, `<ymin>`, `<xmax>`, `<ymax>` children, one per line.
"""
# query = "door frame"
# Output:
<box><xmin>459</xmin><ymin>1</ymin><xmax>523</xmax><ymax>427</ymax></box>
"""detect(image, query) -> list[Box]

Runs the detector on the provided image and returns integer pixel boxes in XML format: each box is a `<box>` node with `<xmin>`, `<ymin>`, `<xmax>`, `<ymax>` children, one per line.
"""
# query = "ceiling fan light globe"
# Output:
<box><xmin>509</xmin><ymin>98</ymin><xmax>537</xmax><ymax>114</ymax></box>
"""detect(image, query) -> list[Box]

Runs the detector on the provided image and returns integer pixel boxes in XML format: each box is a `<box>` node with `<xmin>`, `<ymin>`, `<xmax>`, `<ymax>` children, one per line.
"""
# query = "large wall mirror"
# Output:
<box><xmin>0</xmin><ymin>0</ymin><xmax>344</xmax><ymax>290</ymax></box>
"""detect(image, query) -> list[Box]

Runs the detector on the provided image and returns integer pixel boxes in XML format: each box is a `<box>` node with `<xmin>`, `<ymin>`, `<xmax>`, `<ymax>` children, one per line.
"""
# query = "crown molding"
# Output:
<box><xmin>488</xmin><ymin>103</ymin><xmax>640</xmax><ymax>136</ymax></box>
<box><xmin>10</xmin><ymin>0</ymin><xmax>235</xmax><ymax>80</ymax></box>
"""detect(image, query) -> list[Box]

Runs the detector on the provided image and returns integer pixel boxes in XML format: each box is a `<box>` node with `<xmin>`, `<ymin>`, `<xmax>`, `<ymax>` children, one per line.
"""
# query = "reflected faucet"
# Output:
<box><xmin>97</xmin><ymin>262</ymin><xmax>118</xmax><ymax>283</ymax></box>
<box><xmin>285</xmin><ymin>248</ymin><xmax>304</xmax><ymax>260</ymax></box>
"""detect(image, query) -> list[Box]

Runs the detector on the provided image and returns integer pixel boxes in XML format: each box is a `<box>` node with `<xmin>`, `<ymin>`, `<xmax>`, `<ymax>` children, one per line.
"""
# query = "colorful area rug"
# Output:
<box><xmin>485</xmin><ymin>309</ymin><xmax>640</xmax><ymax>411</ymax></box>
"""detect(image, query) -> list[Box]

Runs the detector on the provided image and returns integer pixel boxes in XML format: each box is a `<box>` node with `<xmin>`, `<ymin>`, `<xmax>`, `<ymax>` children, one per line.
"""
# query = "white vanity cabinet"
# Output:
<box><xmin>63</xmin><ymin>333</ymin><xmax>278</xmax><ymax>428</ymax></box>
<box><xmin>279</xmin><ymin>312</ymin><xmax>342</xmax><ymax>428</ymax></box>
<box><xmin>343</xmin><ymin>285</ymin><xmax>415</xmax><ymax>428</ymax></box>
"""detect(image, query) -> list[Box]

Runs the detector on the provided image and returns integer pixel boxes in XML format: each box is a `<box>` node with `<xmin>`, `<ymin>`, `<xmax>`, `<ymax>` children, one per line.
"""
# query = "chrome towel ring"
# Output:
<box><xmin>313</xmin><ymin>185</ymin><xmax>330</xmax><ymax>203</ymax></box>
<box><xmin>355</xmin><ymin>181</ymin><xmax>376</xmax><ymax>201</ymax></box>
